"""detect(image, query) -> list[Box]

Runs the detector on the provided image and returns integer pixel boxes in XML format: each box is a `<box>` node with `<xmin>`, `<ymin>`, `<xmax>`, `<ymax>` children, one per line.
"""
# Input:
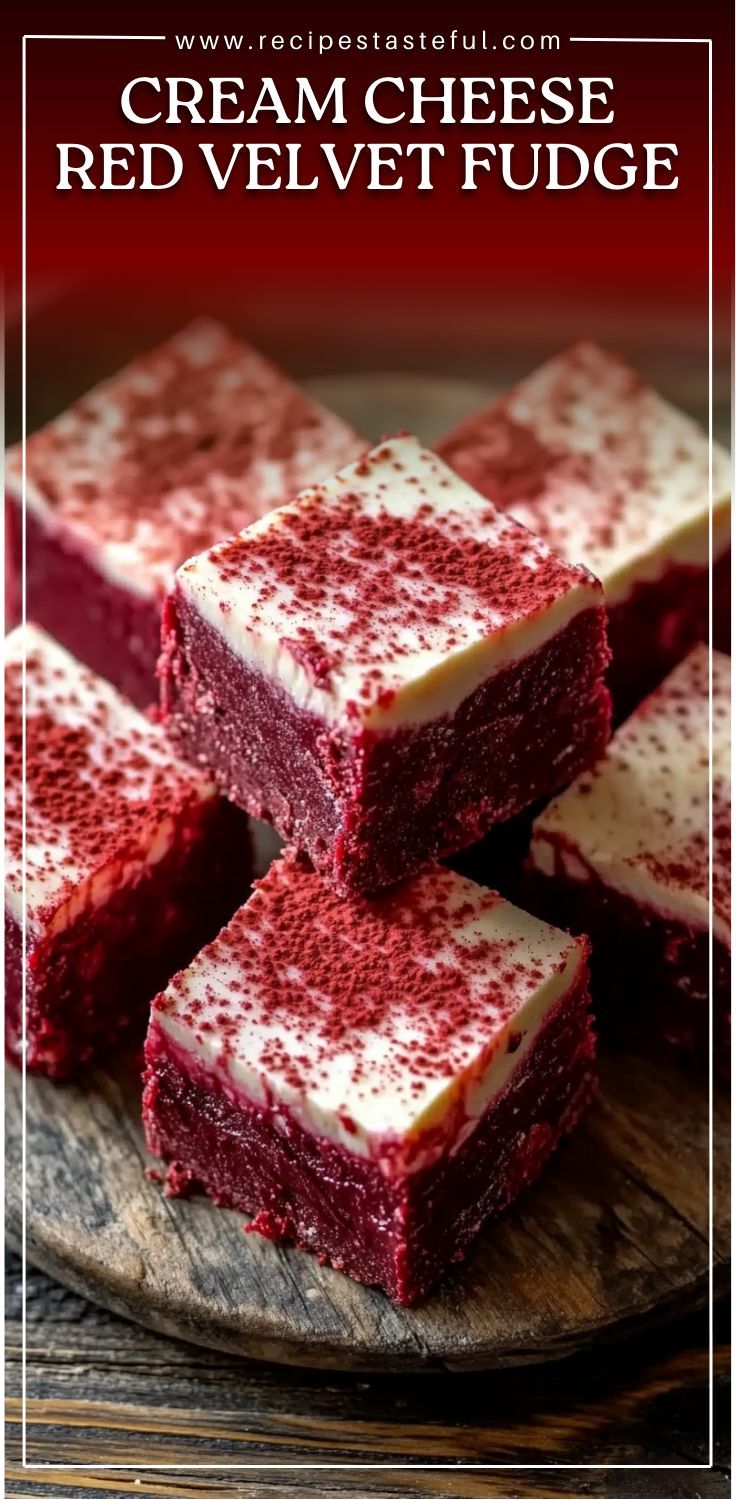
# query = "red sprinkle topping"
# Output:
<box><xmin>542</xmin><ymin>644</ymin><xmax>730</xmax><ymax>931</ymax></box>
<box><xmin>195</xmin><ymin>439</ymin><xmax>594</xmax><ymax>713</ymax></box>
<box><xmin>8</xmin><ymin>320</ymin><xmax>362</xmax><ymax>590</ymax></box>
<box><xmin>5</xmin><ymin>630</ymin><xmax>212</xmax><ymax>923</ymax></box>
<box><xmin>438</xmin><ymin>342</ymin><xmax>722</xmax><ymax>568</ymax></box>
<box><xmin>156</xmin><ymin>849</ymin><xmax>579</xmax><ymax>1107</ymax></box>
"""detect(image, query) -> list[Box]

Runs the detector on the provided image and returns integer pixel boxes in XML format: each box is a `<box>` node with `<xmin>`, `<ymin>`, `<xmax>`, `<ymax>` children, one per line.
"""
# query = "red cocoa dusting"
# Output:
<box><xmin>634</xmin><ymin>651</ymin><xmax>730</xmax><ymax>927</ymax></box>
<box><xmin>156</xmin><ymin>849</ymin><xmax>580</xmax><ymax>1106</ymax></box>
<box><xmin>201</xmin><ymin>440</ymin><xmax>591</xmax><ymax>710</ymax></box>
<box><xmin>437</xmin><ymin>342</ymin><xmax>713</xmax><ymax>566</ymax></box>
<box><xmin>5</xmin><ymin>641</ymin><xmax>211</xmax><ymax>916</ymax></box>
<box><xmin>545</xmin><ymin>644</ymin><xmax>729</xmax><ymax>931</ymax></box>
<box><xmin>8</xmin><ymin>320</ymin><xmax>362</xmax><ymax>587</ymax></box>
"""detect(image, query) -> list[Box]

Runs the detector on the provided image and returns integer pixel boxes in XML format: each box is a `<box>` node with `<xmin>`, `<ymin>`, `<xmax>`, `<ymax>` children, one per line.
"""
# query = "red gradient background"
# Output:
<box><xmin>3</xmin><ymin>0</ymin><xmax>734</xmax><ymax>399</ymax></box>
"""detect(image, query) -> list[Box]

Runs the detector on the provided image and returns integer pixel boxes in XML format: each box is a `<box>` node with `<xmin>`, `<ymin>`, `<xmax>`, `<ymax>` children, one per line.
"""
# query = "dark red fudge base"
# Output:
<box><xmin>142</xmin><ymin>968</ymin><xmax>596</xmax><ymax>1305</ymax></box>
<box><xmin>4</xmin><ymin>801</ymin><xmax>251</xmax><ymax>1080</ymax></box>
<box><xmin>161</xmin><ymin>591</ymin><xmax>611</xmax><ymax>896</ymax></box>
<box><xmin>8</xmin><ymin>495</ymin><xmax>161</xmax><ymax>708</ymax></box>
<box><xmin>607</xmin><ymin>560</ymin><xmax>726</xmax><ymax>721</ymax></box>
<box><xmin>448</xmin><ymin>800</ymin><xmax>543</xmax><ymax>902</ymax></box>
<box><xmin>713</xmin><ymin>549</ymin><xmax>731</xmax><ymax>656</ymax></box>
<box><xmin>523</xmin><ymin>847</ymin><xmax>730</xmax><ymax>1076</ymax></box>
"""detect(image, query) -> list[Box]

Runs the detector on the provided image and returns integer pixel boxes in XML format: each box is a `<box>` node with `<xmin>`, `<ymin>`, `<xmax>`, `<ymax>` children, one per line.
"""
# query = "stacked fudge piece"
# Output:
<box><xmin>438</xmin><ymin>342</ymin><xmax>731</xmax><ymax>715</ymax></box>
<box><xmin>160</xmin><ymin>436</ymin><xmax>611</xmax><ymax>893</ymax></box>
<box><xmin>145</xmin><ymin>432</ymin><xmax>610</xmax><ymax>1301</ymax></box>
<box><xmin>6</xmin><ymin>319</ymin><xmax>362</xmax><ymax>707</ymax></box>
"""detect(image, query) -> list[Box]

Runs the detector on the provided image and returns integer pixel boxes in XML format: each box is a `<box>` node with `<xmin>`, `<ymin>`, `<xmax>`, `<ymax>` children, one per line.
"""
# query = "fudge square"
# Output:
<box><xmin>527</xmin><ymin>645</ymin><xmax>730</xmax><ymax>1064</ymax></box>
<box><xmin>4</xmin><ymin>624</ymin><xmax>251</xmax><ymax>1080</ymax></box>
<box><xmin>5</xmin><ymin>319</ymin><xmax>362</xmax><ymax>707</ymax></box>
<box><xmin>143</xmin><ymin>850</ymin><xmax>596</xmax><ymax>1305</ymax></box>
<box><xmin>438</xmin><ymin>342</ymin><xmax>731</xmax><ymax>715</ymax></box>
<box><xmin>161</xmin><ymin>434</ymin><xmax>611</xmax><ymax>896</ymax></box>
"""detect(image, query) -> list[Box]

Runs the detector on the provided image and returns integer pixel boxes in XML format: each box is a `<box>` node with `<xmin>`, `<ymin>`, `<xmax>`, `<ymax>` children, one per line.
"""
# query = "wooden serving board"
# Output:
<box><xmin>5</xmin><ymin>1050</ymin><xmax>729</xmax><ymax>1373</ymax></box>
<box><xmin>5</xmin><ymin>374</ymin><xmax>729</xmax><ymax>1372</ymax></box>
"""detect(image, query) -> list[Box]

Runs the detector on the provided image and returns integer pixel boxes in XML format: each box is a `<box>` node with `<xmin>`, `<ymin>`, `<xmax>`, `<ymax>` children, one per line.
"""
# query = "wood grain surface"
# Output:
<box><xmin>5</xmin><ymin>1038</ymin><xmax>730</xmax><ymax>1373</ymax></box>
<box><xmin>5</xmin><ymin>1255</ymin><xmax>730</xmax><ymax>1498</ymax></box>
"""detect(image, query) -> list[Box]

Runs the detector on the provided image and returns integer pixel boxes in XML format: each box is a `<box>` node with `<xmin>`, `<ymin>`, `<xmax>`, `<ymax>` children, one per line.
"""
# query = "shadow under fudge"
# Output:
<box><xmin>605</xmin><ymin>556</ymin><xmax>730</xmax><ymax>722</ymax></box>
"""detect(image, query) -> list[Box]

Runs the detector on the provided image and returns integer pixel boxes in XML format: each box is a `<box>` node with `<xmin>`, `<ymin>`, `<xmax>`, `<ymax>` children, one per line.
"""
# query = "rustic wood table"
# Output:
<box><xmin>5</xmin><ymin>1255</ymin><xmax>729</xmax><ymax>1498</ymax></box>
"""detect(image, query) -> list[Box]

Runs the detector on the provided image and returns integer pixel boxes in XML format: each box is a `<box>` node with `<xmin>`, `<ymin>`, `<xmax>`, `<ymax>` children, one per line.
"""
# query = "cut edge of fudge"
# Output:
<box><xmin>4</xmin><ymin>622</ymin><xmax>251</xmax><ymax>1077</ymax></box>
<box><xmin>143</xmin><ymin>851</ymin><xmax>596</xmax><ymax>1304</ymax></box>
<box><xmin>160</xmin><ymin>434</ymin><xmax>611</xmax><ymax>892</ymax></box>
<box><xmin>525</xmin><ymin>643</ymin><xmax>730</xmax><ymax>1062</ymax></box>
<box><xmin>529</xmin><ymin>643</ymin><xmax>730</xmax><ymax>944</ymax></box>
<box><xmin>4</xmin><ymin>622</ymin><xmax>219</xmax><ymax>932</ymax></box>
<box><xmin>167</xmin><ymin>432</ymin><xmax>607</xmax><ymax>734</ymax></box>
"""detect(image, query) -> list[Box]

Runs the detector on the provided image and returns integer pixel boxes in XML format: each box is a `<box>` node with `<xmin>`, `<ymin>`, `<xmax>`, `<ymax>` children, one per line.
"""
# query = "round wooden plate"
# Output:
<box><xmin>5</xmin><ymin>374</ymin><xmax>729</xmax><ymax>1372</ymax></box>
<box><xmin>5</xmin><ymin>1052</ymin><xmax>728</xmax><ymax>1372</ymax></box>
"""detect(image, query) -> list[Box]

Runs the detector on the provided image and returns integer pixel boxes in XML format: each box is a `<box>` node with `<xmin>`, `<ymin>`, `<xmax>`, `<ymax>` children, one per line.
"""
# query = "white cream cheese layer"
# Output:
<box><xmin>505</xmin><ymin>346</ymin><xmax>732</xmax><ymax>604</ymax></box>
<box><xmin>154</xmin><ymin>860</ymin><xmax>586</xmax><ymax>1173</ymax></box>
<box><xmin>4</xmin><ymin>624</ymin><xmax>215</xmax><ymax>934</ymax></box>
<box><xmin>7</xmin><ymin>474</ymin><xmax>164</xmax><ymax>602</ymax></box>
<box><xmin>176</xmin><ymin>435</ymin><xmax>602</xmax><ymax>731</ymax></box>
<box><xmin>5</xmin><ymin>319</ymin><xmax>361</xmax><ymax>600</ymax></box>
<box><xmin>530</xmin><ymin>645</ymin><xmax>730</xmax><ymax>945</ymax></box>
<box><xmin>441</xmin><ymin>343</ymin><xmax>731</xmax><ymax>607</ymax></box>
<box><xmin>509</xmin><ymin>456</ymin><xmax>731</xmax><ymax>609</ymax></box>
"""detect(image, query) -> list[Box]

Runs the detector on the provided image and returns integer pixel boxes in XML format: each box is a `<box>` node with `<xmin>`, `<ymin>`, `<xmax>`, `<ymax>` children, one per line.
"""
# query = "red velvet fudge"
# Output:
<box><xmin>5</xmin><ymin>320</ymin><xmax>363</xmax><ymax>707</ymax></box>
<box><xmin>4</xmin><ymin>623</ymin><xmax>251</xmax><ymax>1079</ymax></box>
<box><xmin>143</xmin><ymin>851</ymin><xmax>595</xmax><ymax>1305</ymax></box>
<box><xmin>438</xmin><ymin>343</ymin><xmax>731</xmax><ymax>716</ymax></box>
<box><xmin>526</xmin><ymin>645</ymin><xmax>730</xmax><ymax>1065</ymax></box>
<box><xmin>161</xmin><ymin>435</ymin><xmax>611</xmax><ymax>896</ymax></box>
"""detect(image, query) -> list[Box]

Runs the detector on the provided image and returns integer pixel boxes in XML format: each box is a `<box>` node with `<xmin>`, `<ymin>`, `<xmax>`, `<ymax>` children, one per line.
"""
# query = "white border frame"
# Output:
<box><xmin>16</xmin><ymin>29</ymin><xmax>718</xmax><ymax>1480</ymax></box>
